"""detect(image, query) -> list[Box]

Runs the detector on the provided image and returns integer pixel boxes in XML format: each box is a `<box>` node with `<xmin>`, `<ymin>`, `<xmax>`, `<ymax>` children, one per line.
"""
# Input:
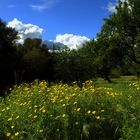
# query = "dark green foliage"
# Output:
<box><xmin>0</xmin><ymin>19</ymin><xmax>18</xmax><ymax>94</ymax></box>
<box><xmin>53</xmin><ymin>48</ymin><xmax>96</xmax><ymax>83</ymax></box>
<box><xmin>16</xmin><ymin>38</ymin><xmax>53</xmax><ymax>83</ymax></box>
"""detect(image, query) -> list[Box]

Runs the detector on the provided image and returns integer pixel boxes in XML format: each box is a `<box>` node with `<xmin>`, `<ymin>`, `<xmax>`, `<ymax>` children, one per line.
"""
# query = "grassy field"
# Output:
<box><xmin>0</xmin><ymin>77</ymin><xmax>140</xmax><ymax>140</ymax></box>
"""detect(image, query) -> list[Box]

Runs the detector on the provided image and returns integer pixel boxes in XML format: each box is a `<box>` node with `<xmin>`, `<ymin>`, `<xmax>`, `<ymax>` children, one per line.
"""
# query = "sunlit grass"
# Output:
<box><xmin>0</xmin><ymin>79</ymin><xmax>140</xmax><ymax>140</ymax></box>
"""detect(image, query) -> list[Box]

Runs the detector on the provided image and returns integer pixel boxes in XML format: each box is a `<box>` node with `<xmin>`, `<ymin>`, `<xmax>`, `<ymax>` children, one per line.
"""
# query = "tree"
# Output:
<box><xmin>104</xmin><ymin>0</ymin><xmax>140</xmax><ymax>64</ymax></box>
<box><xmin>87</xmin><ymin>0</ymin><xmax>140</xmax><ymax>81</ymax></box>
<box><xmin>53</xmin><ymin>45</ymin><xmax>96</xmax><ymax>83</ymax></box>
<box><xmin>0</xmin><ymin>19</ymin><xmax>18</xmax><ymax>93</ymax></box>
<box><xmin>17</xmin><ymin>38</ymin><xmax>52</xmax><ymax>83</ymax></box>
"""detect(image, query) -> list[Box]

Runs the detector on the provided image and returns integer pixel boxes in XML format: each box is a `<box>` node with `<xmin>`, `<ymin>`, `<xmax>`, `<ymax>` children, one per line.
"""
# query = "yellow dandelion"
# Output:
<box><xmin>95</xmin><ymin>116</ymin><xmax>100</xmax><ymax>120</ymax></box>
<box><xmin>101</xmin><ymin>110</ymin><xmax>104</xmax><ymax>112</ymax></box>
<box><xmin>8</xmin><ymin>117</ymin><xmax>12</xmax><ymax>121</ymax></box>
<box><xmin>62</xmin><ymin>114</ymin><xmax>66</xmax><ymax>118</ymax></box>
<box><xmin>6</xmin><ymin>107</ymin><xmax>10</xmax><ymax>110</ymax></box>
<box><xmin>39</xmin><ymin>129</ymin><xmax>43</xmax><ymax>133</ymax></box>
<box><xmin>92</xmin><ymin>111</ymin><xmax>96</xmax><ymax>115</ymax></box>
<box><xmin>34</xmin><ymin>115</ymin><xmax>37</xmax><ymax>119</ymax></box>
<box><xmin>11</xmin><ymin>125</ymin><xmax>15</xmax><ymax>129</ymax></box>
<box><xmin>6</xmin><ymin>132</ymin><xmax>11</xmax><ymax>137</ymax></box>
<box><xmin>15</xmin><ymin>132</ymin><xmax>19</xmax><ymax>136</ymax></box>
<box><xmin>73</xmin><ymin>101</ymin><xmax>77</xmax><ymax>105</ymax></box>
<box><xmin>77</xmin><ymin>108</ymin><xmax>81</xmax><ymax>112</ymax></box>
<box><xmin>62</xmin><ymin>104</ymin><xmax>66</xmax><ymax>107</ymax></box>
<box><xmin>42</xmin><ymin>109</ymin><xmax>46</xmax><ymax>113</ymax></box>
<box><xmin>87</xmin><ymin>110</ymin><xmax>91</xmax><ymax>114</ymax></box>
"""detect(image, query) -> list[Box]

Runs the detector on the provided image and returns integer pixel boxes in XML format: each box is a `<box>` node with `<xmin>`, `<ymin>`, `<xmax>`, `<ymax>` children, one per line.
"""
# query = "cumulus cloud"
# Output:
<box><xmin>30</xmin><ymin>0</ymin><xmax>59</xmax><ymax>12</ymax></box>
<box><xmin>54</xmin><ymin>34</ymin><xmax>90</xmax><ymax>49</ymax></box>
<box><xmin>7</xmin><ymin>19</ymin><xmax>90</xmax><ymax>49</ymax></box>
<box><xmin>7</xmin><ymin>18</ymin><xmax>43</xmax><ymax>44</ymax></box>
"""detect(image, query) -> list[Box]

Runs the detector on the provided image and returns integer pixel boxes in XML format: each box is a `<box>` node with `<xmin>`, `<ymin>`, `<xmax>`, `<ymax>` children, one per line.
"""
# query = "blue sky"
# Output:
<box><xmin>0</xmin><ymin>0</ymin><xmax>116</xmax><ymax>49</ymax></box>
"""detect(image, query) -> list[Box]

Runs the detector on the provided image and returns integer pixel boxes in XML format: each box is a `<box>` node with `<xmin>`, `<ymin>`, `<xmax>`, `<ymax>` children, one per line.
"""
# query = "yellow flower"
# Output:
<box><xmin>8</xmin><ymin>117</ymin><xmax>12</xmax><ymax>121</ymax></box>
<box><xmin>34</xmin><ymin>105</ymin><xmax>38</xmax><ymax>108</ymax></box>
<box><xmin>42</xmin><ymin>109</ymin><xmax>46</xmax><ymax>113</ymax></box>
<box><xmin>6</xmin><ymin>107</ymin><xmax>10</xmax><ymax>110</ymax></box>
<box><xmin>6</xmin><ymin>132</ymin><xmax>11</xmax><ymax>137</ymax></box>
<box><xmin>87</xmin><ymin>110</ymin><xmax>91</xmax><ymax>114</ymax></box>
<box><xmin>15</xmin><ymin>132</ymin><xmax>19</xmax><ymax>136</ymax></box>
<box><xmin>39</xmin><ymin>129</ymin><xmax>43</xmax><ymax>133</ymax></box>
<box><xmin>92</xmin><ymin>111</ymin><xmax>96</xmax><ymax>115</ymax></box>
<box><xmin>101</xmin><ymin>110</ymin><xmax>104</xmax><ymax>112</ymax></box>
<box><xmin>95</xmin><ymin>116</ymin><xmax>100</xmax><ymax>120</ymax></box>
<box><xmin>62</xmin><ymin>104</ymin><xmax>66</xmax><ymax>107</ymax></box>
<box><xmin>73</xmin><ymin>101</ymin><xmax>77</xmax><ymax>105</ymax></box>
<box><xmin>77</xmin><ymin>108</ymin><xmax>81</xmax><ymax>112</ymax></box>
<box><xmin>62</xmin><ymin>114</ymin><xmax>66</xmax><ymax>118</ymax></box>
<box><xmin>11</xmin><ymin>125</ymin><xmax>15</xmax><ymax>129</ymax></box>
<box><xmin>34</xmin><ymin>115</ymin><xmax>37</xmax><ymax>119</ymax></box>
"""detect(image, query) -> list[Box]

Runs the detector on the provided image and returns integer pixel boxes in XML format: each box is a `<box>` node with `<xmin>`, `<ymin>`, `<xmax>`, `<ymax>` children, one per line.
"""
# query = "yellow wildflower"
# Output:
<box><xmin>62</xmin><ymin>104</ymin><xmax>66</xmax><ymax>107</ymax></box>
<box><xmin>39</xmin><ymin>129</ymin><xmax>43</xmax><ymax>133</ymax></box>
<box><xmin>73</xmin><ymin>101</ymin><xmax>77</xmax><ymax>105</ymax></box>
<box><xmin>34</xmin><ymin>115</ymin><xmax>37</xmax><ymax>119</ymax></box>
<box><xmin>42</xmin><ymin>109</ymin><xmax>46</xmax><ymax>113</ymax></box>
<box><xmin>11</xmin><ymin>126</ymin><xmax>15</xmax><ymax>129</ymax></box>
<box><xmin>87</xmin><ymin>110</ymin><xmax>91</xmax><ymax>114</ymax></box>
<box><xmin>101</xmin><ymin>110</ymin><xmax>104</xmax><ymax>112</ymax></box>
<box><xmin>15</xmin><ymin>132</ymin><xmax>19</xmax><ymax>136</ymax></box>
<box><xmin>6</xmin><ymin>132</ymin><xmax>11</xmax><ymax>137</ymax></box>
<box><xmin>62</xmin><ymin>114</ymin><xmax>66</xmax><ymax>118</ymax></box>
<box><xmin>95</xmin><ymin>116</ymin><xmax>100</xmax><ymax>120</ymax></box>
<box><xmin>77</xmin><ymin>108</ymin><xmax>81</xmax><ymax>112</ymax></box>
<box><xmin>8</xmin><ymin>117</ymin><xmax>12</xmax><ymax>121</ymax></box>
<box><xmin>92</xmin><ymin>111</ymin><xmax>96</xmax><ymax>115</ymax></box>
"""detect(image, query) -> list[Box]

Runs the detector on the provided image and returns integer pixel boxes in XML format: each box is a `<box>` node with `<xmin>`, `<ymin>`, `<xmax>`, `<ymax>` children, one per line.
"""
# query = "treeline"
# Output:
<box><xmin>0</xmin><ymin>0</ymin><xmax>140</xmax><ymax>95</ymax></box>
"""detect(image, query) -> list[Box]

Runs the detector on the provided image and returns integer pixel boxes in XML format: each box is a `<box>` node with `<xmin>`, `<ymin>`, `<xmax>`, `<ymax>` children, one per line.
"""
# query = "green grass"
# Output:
<box><xmin>0</xmin><ymin>78</ymin><xmax>140</xmax><ymax>140</ymax></box>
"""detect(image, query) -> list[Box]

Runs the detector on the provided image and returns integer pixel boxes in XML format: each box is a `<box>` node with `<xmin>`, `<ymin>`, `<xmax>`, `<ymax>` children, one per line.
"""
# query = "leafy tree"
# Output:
<box><xmin>53</xmin><ymin>45</ymin><xmax>96</xmax><ymax>83</ymax></box>
<box><xmin>87</xmin><ymin>0</ymin><xmax>140</xmax><ymax>81</ymax></box>
<box><xmin>16</xmin><ymin>38</ymin><xmax>52</xmax><ymax>83</ymax></box>
<box><xmin>0</xmin><ymin>19</ymin><xmax>18</xmax><ymax>93</ymax></box>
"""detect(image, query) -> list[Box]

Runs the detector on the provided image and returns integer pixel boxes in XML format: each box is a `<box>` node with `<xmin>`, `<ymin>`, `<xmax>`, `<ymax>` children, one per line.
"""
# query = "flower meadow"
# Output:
<box><xmin>0</xmin><ymin>80</ymin><xmax>140</xmax><ymax>140</ymax></box>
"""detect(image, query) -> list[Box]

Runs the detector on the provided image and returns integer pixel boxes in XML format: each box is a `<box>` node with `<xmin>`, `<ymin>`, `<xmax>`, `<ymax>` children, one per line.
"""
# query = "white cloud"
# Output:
<box><xmin>7</xmin><ymin>19</ymin><xmax>90</xmax><ymax>49</ymax></box>
<box><xmin>54</xmin><ymin>34</ymin><xmax>90</xmax><ymax>49</ymax></box>
<box><xmin>30</xmin><ymin>0</ymin><xmax>58</xmax><ymax>12</ymax></box>
<box><xmin>7</xmin><ymin>18</ymin><xmax>43</xmax><ymax>44</ymax></box>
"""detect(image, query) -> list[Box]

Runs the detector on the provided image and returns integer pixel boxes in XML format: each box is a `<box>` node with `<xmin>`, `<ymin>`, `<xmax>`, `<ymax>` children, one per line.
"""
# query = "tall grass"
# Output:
<box><xmin>0</xmin><ymin>79</ymin><xmax>140</xmax><ymax>140</ymax></box>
